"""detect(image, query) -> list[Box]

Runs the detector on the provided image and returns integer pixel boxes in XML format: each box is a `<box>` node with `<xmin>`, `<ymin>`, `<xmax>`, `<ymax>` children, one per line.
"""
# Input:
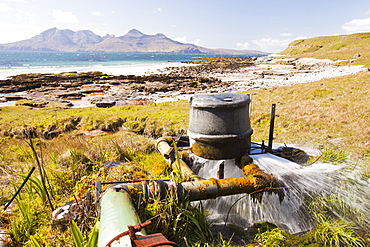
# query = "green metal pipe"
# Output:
<box><xmin>98</xmin><ymin>186</ymin><xmax>145</xmax><ymax>247</ymax></box>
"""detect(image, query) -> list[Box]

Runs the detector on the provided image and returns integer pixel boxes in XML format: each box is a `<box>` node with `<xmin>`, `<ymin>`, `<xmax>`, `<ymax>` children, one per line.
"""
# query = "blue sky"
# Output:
<box><xmin>1</xmin><ymin>0</ymin><xmax>370</xmax><ymax>53</ymax></box>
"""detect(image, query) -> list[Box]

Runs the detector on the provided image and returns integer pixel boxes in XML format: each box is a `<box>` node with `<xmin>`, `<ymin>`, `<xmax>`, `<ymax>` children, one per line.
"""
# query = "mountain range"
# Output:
<box><xmin>0</xmin><ymin>28</ymin><xmax>267</xmax><ymax>55</ymax></box>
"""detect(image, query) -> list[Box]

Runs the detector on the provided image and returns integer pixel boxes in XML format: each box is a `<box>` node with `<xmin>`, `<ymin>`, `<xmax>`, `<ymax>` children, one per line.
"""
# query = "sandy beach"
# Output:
<box><xmin>0</xmin><ymin>61</ymin><xmax>187</xmax><ymax>80</ymax></box>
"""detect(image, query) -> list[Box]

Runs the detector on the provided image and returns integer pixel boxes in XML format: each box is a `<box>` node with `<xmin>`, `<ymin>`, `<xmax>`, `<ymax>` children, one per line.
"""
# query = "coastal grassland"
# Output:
<box><xmin>0</xmin><ymin>70</ymin><xmax>369</xmax><ymax>245</ymax></box>
<box><xmin>280</xmin><ymin>32</ymin><xmax>370</xmax><ymax>67</ymax></box>
<box><xmin>1</xmin><ymin>71</ymin><xmax>369</xmax><ymax>159</ymax></box>
<box><xmin>248</xmin><ymin>71</ymin><xmax>370</xmax><ymax>160</ymax></box>
<box><xmin>0</xmin><ymin>101</ymin><xmax>189</xmax><ymax>138</ymax></box>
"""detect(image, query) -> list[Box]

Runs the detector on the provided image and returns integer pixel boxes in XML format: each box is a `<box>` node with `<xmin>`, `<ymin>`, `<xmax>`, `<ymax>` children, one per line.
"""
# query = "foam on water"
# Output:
<box><xmin>190</xmin><ymin>155</ymin><xmax>244</xmax><ymax>179</ymax></box>
<box><xmin>191</xmin><ymin>150</ymin><xmax>370</xmax><ymax>234</ymax></box>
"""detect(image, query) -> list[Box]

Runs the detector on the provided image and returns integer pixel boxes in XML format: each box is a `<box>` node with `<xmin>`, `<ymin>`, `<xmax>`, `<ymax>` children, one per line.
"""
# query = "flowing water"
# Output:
<box><xmin>190</xmin><ymin>146</ymin><xmax>370</xmax><ymax>234</ymax></box>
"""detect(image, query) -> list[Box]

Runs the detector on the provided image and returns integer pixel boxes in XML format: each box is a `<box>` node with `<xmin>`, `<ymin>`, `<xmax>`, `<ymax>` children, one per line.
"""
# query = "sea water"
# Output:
<box><xmin>0</xmin><ymin>51</ymin><xmax>250</xmax><ymax>80</ymax></box>
<box><xmin>191</xmin><ymin>146</ymin><xmax>370</xmax><ymax>234</ymax></box>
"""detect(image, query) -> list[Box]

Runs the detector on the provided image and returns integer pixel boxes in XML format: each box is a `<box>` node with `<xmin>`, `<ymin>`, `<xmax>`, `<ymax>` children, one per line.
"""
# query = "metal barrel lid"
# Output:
<box><xmin>189</xmin><ymin>93</ymin><xmax>250</xmax><ymax>108</ymax></box>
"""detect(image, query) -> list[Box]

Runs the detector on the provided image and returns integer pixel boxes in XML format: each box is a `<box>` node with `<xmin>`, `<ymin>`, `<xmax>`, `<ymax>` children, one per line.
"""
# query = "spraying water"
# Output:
<box><xmin>190</xmin><ymin>145</ymin><xmax>370</xmax><ymax>234</ymax></box>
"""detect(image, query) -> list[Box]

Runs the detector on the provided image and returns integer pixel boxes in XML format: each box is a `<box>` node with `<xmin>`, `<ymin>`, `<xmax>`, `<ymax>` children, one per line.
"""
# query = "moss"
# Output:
<box><xmin>60</xmin><ymin>72</ymin><xmax>83</xmax><ymax>76</ymax></box>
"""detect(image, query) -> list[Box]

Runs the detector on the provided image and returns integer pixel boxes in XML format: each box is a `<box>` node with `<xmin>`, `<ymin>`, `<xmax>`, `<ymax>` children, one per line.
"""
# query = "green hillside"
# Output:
<box><xmin>280</xmin><ymin>32</ymin><xmax>370</xmax><ymax>67</ymax></box>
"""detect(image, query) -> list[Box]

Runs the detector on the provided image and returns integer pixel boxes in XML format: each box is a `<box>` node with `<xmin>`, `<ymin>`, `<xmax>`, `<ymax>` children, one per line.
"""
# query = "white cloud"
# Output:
<box><xmin>252</xmin><ymin>35</ymin><xmax>307</xmax><ymax>53</ymax></box>
<box><xmin>280</xmin><ymin>32</ymin><xmax>292</xmax><ymax>37</ymax></box>
<box><xmin>294</xmin><ymin>35</ymin><xmax>308</xmax><ymax>41</ymax></box>
<box><xmin>236</xmin><ymin>42</ymin><xmax>250</xmax><ymax>50</ymax></box>
<box><xmin>15</xmin><ymin>9</ymin><xmax>35</xmax><ymax>24</ymax></box>
<box><xmin>0</xmin><ymin>21</ymin><xmax>53</xmax><ymax>43</ymax></box>
<box><xmin>341</xmin><ymin>17</ymin><xmax>370</xmax><ymax>32</ymax></box>
<box><xmin>92</xmin><ymin>28</ymin><xmax>109</xmax><ymax>37</ymax></box>
<box><xmin>0</xmin><ymin>3</ymin><xmax>13</xmax><ymax>12</ymax></box>
<box><xmin>52</xmin><ymin>9</ymin><xmax>78</xmax><ymax>23</ymax></box>
<box><xmin>252</xmin><ymin>37</ymin><xmax>290</xmax><ymax>52</ymax></box>
<box><xmin>175</xmin><ymin>36</ymin><xmax>200</xmax><ymax>45</ymax></box>
<box><xmin>91</xmin><ymin>11</ymin><xmax>104</xmax><ymax>17</ymax></box>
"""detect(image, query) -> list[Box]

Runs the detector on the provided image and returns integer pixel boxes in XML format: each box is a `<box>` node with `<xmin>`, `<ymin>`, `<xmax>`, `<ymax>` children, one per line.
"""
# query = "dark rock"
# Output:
<box><xmin>4</xmin><ymin>95</ymin><xmax>26</xmax><ymax>101</ymax></box>
<box><xmin>272</xmin><ymin>146</ymin><xmax>311</xmax><ymax>164</ymax></box>
<box><xmin>58</xmin><ymin>92</ymin><xmax>83</xmax><ymax>99</ymax></box>
<box><xmin>96</xmin><ymin>101</ymin><xmax>116</xmax><ymax>108</ymax></box>
<box><xmin>15</xmin><ymin>99</ymin><xmax>48</xmax><ymax>108</ymax></box>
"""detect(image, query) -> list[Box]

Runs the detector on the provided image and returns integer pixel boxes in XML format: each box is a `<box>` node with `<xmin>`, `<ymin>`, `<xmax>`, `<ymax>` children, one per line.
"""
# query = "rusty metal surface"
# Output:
<box><xmin>178</xmin><ymin>168</ymin><xmax>282</xmax><ymax>201</ymax></box>
<box><xmin>242</xmin><ymin>163</ymin><xmax>266</xmax><ymax>176</ymax></box>
<box><xmin>156</xmin><ymin>137</ymin><xmax>174</xmax><ymax>158</ymax></box>
<box><xmin>171</xmin><ymin>158</ymin><xmax>200</xmax><ymax>181</ymax></box>
<box><xmin>189</xmin><ymin>136</ymin><xmax>252</xmax><ymax>160</ymax></box>
<box><xmin>106</xmin><ymin>164</ymin><xmax>282</xmax><ymax>203</ymax></box>
<box><xmin>188</xmin><ymin>93</ymin><xmax>253</xmax><ymax>160</ymax></box>
<box><xmin>102</xmin><ymin>221</ymin><xmax>179</xmax><ymax>247</ymax></box>
<box><xmin>133</xmin><ymin>233</ymin><xmax>179</xmax><ymax>247</ymax></box>
<box><xmin>156</xmin><ymin>137</ymin><xmax>200</xmax><ymax>181</ymax></box>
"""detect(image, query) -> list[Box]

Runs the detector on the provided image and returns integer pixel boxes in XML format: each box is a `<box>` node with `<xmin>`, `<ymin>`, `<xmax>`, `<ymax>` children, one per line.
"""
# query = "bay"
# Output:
<box><xmin>0</xmin><ymin>51</ymin><xmax>250</xmax><ymax>79</ymax></box>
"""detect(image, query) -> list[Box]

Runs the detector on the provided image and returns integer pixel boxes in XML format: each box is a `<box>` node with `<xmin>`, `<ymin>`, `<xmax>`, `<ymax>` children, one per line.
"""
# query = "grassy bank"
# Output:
<box><xmin>0</xmin><ymin>101</ymin><xmax>188</xmax><ymax>138</ymax></box>
<box><xmin>280</xmin><ymin>32</ymin><xmax>370</xmax><ymax>67</ymax></box>
<box><xmin>249</xmin><ymin>71</ymin><xmax>370</xmax><ymax>160</ymax></box>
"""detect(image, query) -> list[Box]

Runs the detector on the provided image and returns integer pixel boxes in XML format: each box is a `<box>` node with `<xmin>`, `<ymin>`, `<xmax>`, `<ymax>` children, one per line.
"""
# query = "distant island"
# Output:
<box><xmin>0</xmin><ymin>28</ymin><xmax>268</xmax><ymax>55</ymax></box>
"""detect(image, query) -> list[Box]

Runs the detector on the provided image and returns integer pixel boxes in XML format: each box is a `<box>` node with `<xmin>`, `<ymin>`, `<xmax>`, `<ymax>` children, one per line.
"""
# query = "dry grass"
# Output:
<box><xmin>280</xmin><ymin>32</ymin><xmax>370</xmax><ymax>67</ymax></box>
<box><xmin>248</xmin><ymin>71</ymin><xmax>370</xmax><ymax>159</ymax></box>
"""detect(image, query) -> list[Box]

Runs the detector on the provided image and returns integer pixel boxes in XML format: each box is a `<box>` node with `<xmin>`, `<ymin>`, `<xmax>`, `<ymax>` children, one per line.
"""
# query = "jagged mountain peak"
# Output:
<box><xmin>124</xmin><ymin>29</ymin><xmax>146</xmax><ymax>37</ymax></box>
<box><xmin>0</xmin><ymin>28</ymin><xmax>268</xmax><ymax>55</ymax></box>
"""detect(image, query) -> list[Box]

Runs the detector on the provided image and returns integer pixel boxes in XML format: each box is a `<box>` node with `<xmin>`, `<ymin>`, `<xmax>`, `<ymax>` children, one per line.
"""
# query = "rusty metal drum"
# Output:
<box><xmin>188</xmin><ymin>93</ymin><xmax>253</xmax><ymax>160</ymax></box>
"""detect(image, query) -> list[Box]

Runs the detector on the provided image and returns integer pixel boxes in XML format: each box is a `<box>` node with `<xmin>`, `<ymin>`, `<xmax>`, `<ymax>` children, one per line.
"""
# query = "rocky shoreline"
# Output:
<box><xmin>0</xmin><ymin>56</ymin><xmax>367</xmax><ymax>108</ymax></box>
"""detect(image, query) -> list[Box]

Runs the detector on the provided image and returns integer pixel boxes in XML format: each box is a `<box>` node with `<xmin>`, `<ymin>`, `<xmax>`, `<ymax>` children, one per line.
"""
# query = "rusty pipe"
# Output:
<box><xmin>156</xmin><ymin>137</ymin><xmax>200</xmax><ymax>181</ymax></box>
<box><xmin>101</xmin><ymin>171</ymin><xmax>282</xmax><ymax>204</ymax></box>
<box><xmin>178</xmin><ymin>174</ymin><xmax>281</xmax><ymax>201</ymax></box>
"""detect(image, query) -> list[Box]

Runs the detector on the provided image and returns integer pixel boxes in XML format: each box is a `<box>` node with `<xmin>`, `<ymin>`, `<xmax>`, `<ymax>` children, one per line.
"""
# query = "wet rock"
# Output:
<box><xmin>272</xmin><ymin>146</ymin><xmax>311</xmax><ymax>164</ymax></box>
